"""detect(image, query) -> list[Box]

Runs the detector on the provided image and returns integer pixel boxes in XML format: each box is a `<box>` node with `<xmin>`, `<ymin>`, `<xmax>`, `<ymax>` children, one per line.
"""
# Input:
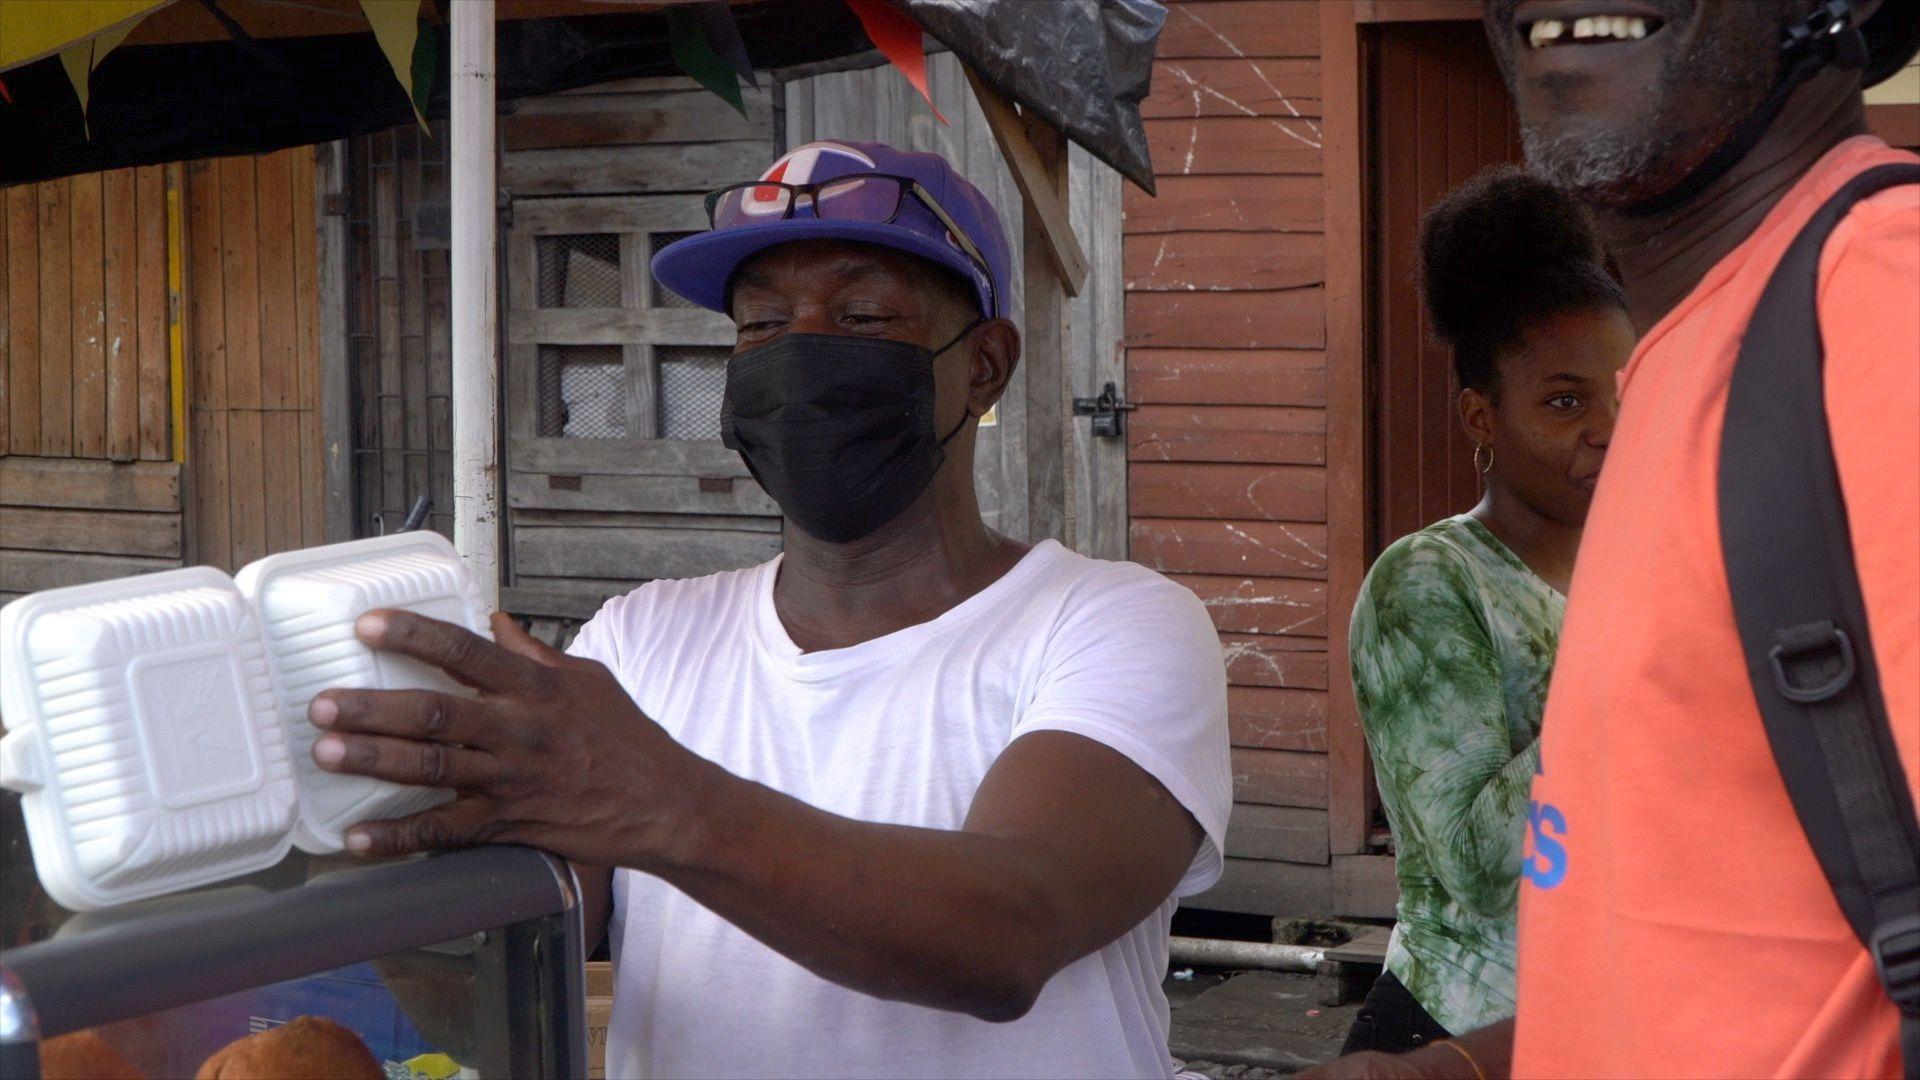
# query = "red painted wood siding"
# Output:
<box><xmin>1125</xmin><ymin>0</ymin><xmax>1336</xmax><ymax>881</ymax></box>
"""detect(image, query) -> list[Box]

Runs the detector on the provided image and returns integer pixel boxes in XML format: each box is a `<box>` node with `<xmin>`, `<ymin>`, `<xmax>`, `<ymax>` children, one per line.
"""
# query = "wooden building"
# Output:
<box><xmin>4</xmin><ymin>0</ymin><xmax>1917</xmax><ymax>920</ymax></box>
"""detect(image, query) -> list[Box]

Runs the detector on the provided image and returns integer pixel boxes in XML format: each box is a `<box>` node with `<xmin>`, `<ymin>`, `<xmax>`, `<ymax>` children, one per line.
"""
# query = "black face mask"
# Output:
<box><xmin>720</xmin><ymin>322</ymin><xmax>981</xmax><ymax>543</ymax></box>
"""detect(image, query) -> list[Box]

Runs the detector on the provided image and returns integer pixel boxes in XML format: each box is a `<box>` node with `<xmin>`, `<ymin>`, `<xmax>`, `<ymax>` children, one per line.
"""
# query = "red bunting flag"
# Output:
<box><xmin>844</xmin><ymin>0</ymin><xmax>947</xmax><ymax>125</ymax></box>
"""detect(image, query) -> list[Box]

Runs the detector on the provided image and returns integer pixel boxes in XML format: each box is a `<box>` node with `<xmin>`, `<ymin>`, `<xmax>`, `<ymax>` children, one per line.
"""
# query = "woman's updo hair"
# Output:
<box><xmin>1419</xmin><ymin>165</ymin><xmax>1626</xmax><ymax>396</ymax></box>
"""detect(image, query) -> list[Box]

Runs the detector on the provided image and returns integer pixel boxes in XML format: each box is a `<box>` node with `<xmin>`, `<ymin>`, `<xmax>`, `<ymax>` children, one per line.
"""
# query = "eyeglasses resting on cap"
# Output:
<box><xmin>703</xmin><ymin>173</ymin><xmax>998</xmax><ymax>318</ymax></box>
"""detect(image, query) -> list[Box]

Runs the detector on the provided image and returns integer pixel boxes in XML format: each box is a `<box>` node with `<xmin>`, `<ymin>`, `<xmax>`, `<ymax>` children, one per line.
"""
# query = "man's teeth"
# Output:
<box><xmin>1529</xmin><ymin>15</ymin><xmax>1649</xmax><ymax>47</ymax></box>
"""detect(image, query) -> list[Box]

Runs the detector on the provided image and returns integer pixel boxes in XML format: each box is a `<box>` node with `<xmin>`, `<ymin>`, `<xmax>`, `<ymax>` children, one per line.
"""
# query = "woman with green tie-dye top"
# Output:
<box><xmin>1341</xmin><ymin>167</ymin><xmax>1634</xmax><ymax>1054</ymax></box>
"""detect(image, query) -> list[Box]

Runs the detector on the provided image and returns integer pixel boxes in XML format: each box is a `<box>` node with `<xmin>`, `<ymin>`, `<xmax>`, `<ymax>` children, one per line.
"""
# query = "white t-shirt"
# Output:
<box><xmin>569</xmin><ymin>539</ymin><xmax>1231</xmax><ymax>1079</ymax></box>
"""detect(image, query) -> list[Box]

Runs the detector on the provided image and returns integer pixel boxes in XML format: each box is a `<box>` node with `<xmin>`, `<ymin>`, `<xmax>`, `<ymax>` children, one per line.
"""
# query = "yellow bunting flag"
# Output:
<box><xmin>359</xmin><ymin>0</ymin><xmax>426</xmax><ymax>129</ymax></box>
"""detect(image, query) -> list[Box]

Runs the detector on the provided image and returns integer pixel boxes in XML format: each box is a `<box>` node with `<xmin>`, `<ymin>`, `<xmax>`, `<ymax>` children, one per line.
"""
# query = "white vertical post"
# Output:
<box><xmin>449</xmin><ymin>0</ymin><xmax>500</xmax><ymax>607</ymax></box>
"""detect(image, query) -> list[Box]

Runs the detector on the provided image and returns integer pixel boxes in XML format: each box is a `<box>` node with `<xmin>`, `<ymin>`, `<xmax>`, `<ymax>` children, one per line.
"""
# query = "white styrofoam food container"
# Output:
<box><xmin>235</xmin><ymin>531</ymin><xmax>491</xmax><ymax>854</ymax></box>
<box><xmin>0</xmin><ymin>569</ymin><xmax>301</xmax><ymax>911</ymax></box>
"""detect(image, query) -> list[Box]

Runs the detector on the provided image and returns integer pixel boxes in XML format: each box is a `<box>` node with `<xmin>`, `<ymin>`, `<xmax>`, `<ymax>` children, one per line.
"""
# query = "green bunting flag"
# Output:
<box><xmin>668</xmin><ymin>5</ymin><xmax>746</xmax><ymax>118</ymax></box>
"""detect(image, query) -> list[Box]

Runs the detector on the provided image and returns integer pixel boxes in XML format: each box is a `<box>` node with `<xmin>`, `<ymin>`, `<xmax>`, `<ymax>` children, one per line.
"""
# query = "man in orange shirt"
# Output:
<box><xmin>1305</xmin><ymin>1</ymin><xmax>1920</xmax><ymax>1077</ymax></box>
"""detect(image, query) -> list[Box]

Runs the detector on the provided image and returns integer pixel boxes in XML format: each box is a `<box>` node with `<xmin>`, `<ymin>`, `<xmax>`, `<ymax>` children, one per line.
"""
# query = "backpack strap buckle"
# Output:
<box><xmin>1768</xmin><ymin>620</ymin><xmax>1857</xmax><ymax>703</ymax></box>
<box><xmin>1873</xmin><ymin>913</ymin><xmax>1920</xmax><ymax>1016</ymax></box>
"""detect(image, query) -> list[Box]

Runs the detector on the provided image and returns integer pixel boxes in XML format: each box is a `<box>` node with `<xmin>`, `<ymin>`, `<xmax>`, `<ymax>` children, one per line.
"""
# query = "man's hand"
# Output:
<box><xmin>309</xmin><ymin>609</ymin><xmax>719</xmax><ymax>866</ymax></box>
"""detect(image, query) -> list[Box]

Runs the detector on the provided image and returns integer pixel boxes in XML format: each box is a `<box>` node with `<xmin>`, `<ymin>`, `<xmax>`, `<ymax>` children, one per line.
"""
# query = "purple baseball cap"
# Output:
<box><xmin>651</xmin><ymin>140</ymin><xmax>1012</xmax><ymax>319</ymax></box>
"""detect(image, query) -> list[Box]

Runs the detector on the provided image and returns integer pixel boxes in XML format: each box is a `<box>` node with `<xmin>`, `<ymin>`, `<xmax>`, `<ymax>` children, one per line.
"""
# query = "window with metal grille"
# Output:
<box><xmin>537</xmin><ymin>234</ymin><xmax>622</xmax><ymax>308</ymax></box>
<box><xmin>657</xmin><ymin>346</ymin><xmax>729</xmax><ymax>440</ymax></box>
<box><xmin>537</xmin><ymin>345</ymin><xmax>627</xmax><ymax>438</ymax></box>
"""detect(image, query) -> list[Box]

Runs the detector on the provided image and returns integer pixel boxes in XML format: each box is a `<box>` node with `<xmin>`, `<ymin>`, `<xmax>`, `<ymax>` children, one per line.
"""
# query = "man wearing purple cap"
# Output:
<box><xmin>304</xmin><ymin>139</ymin><xmax>1233</xmax><ymax>1078</ymax></box>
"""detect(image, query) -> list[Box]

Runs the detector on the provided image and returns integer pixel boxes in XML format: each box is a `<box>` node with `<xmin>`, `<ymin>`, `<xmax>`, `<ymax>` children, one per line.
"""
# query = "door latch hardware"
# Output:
<box><xmin>1072</xmin><ymin>382</ymin><xmax>1137</xmax><ymax>438</ymax></box>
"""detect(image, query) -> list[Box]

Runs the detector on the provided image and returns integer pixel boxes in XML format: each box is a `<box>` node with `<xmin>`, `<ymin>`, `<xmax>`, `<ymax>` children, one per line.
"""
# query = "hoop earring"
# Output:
<box><xmin>1474</xmin><ymin>443</ymin><xmax>1494</xmax><ymax>475</ymax></box>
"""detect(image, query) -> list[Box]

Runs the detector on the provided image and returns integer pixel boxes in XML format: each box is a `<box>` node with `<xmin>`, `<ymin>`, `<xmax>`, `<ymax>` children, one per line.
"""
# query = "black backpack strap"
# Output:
<box><xmin>1720</xmin><ymin>161</ymin><xmax>1920</xmax><ymax>1078</ymax></box>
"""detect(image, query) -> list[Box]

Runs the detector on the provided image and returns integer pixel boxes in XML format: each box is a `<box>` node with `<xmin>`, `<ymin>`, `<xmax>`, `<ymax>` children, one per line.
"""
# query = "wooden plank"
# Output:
<box><xmin>508</xmin><ymin>436</ymin><xmax>752</xmax><ymax>479</ymax></box>
<box><xmin>500</xmin><ymin>89</ymin><xmax>773</xmax><ymax>150</ymax></box>
<box><xmin>1229</xmin><ymin>686</ymin><xmax>1329</xmax><ymax>752</ymax></box>
<box><xmin>0</xmin><ymin>550</ymin><xmax>179</xmax><ymax>592</ymax></box>
<box><xmin>135</xmin><ymin>166</ymin><xmax>170</xmax><ymax>460</ymax></box>
<box><xmin>69</xmin><ymin>172</ymin><xmax>108</xmax><ymax>460</ymax></box>
<box><xmin>1132</xmin><ymin>518</ymin><xmax>1330</xmax><ymax>579</ymax></box>
<box><xmin>511</xmin><ymin>196</ymin><xmax>708</xmax><ymax>235</ymax></box>
<box><xmin>512</xmin><ymin>525</ymin><xmax>781</xmax><ymax>581</ymax></box>
<box><xmin>184</xmin><ymin>161</ymin><xmax>227</xmax><ymax>411</ymax></box>
<box><xmin>191</xmin><ymin>408</ymin><xmax>232</xmax><ymax>568</ymax></box>
<box><xmin>219</xmin><ymin>155</ymin><xmax>265</xmax><ymax>413</ymax></box>
<box><xmin>0</xmin><ymin>457</ymin><xmax>182</xmax><ymax>512</ymax></box>
<box><xmin>38</xmin><ymin>180</ymin><xmax>74</xmax><ymax>456</ymax></box>
<box><xmin>509</xmin><ymin>308</ymin><xmax>736</xmax><ymax>347</ymax></box>
<box><xmin>1220</xmin><ymin>633</ymin><xmax>1330</xmax><ymax>690</ymax></box>
<box><xmin>1185</xmin><ymin>858</ymin><xmax>1333</xmax><ymax>917</ymax></box>
<box><xmin>226</xmin><ymin>408</ymin><xmax>267</xmax><ymax>567</ymax></box>
<box><xmin>963</xmin><ymin>65</ymin><xmax>1088</xmax><ymax>296</ymax></box>
<box><xmin>315</xmin><ymin>142</ymin><xmax>354</xmax><ymax>542</ymax></box>
<box><xmin>1226</xmin><ymin>805</ymin><xmax>1331</xmax><ymax>865</ymax></box>
<box><xmin>501</xmin><ymin>583</ymin><xmax>625</xmax><ymax>622</ymax></box>
<box><xmin>1123</xmin><ymin>175</ymin><xmax>1323</xmax><ymax>233</ymax></box>
<box><xmin>507</xmin><ymin>471</ymin><xmax>778</xmax><ymax>516</ymax></box>
<box><xmin>512</xmin><ymin>509</ymin><xmax>781</xmax><ymax>534</ymax></box>
<box><xmin>1156</xmin><ymin>1</ymin><xmax>1322</xmax><ymax>60</ymax></box>
<box><xmin>1062</xmin><ymin>143</ymin><xmax>1129</xmax><ymax>560</ymax></box>
<box><xmin>0</xmin><ymin>507</ymin><xmax>183</xmax><ymax>559</ymax></box>
<box><xmin>1175</xmin><ymin>574</ymin><xmax>1329</xmax><ymax>638</ymax></box>
<box><xmin>1125</xmin><ymin>288</ymin><xmax>1325</xmax><ymax>350</ymax></box>
<box><xmin>1321</xmin><ymin>0</ymin><xmax>1372</xmax><ymax>858</ymax></box>
<box><xmin>1332</xmin><ymin>854</ymin><xmax>1399</xmax><ymax>919</ymax></box>
<box><xmin>289</xmin><ymin>145</ymin><xmax>325</xmax><ymax>546</ymax></box>
<box><xmin>1129</xmin><ymin>349</ymin><xmax>1326</xmax><ymax>408</ymax></box>
<box><xmin>1129</xmin><ymin>462</ymin><xmax>1326</xmax><ymax>522</ymax></box>
<box><xmin>1233</xmin><ymin>747</ymin><xmax>1330</xmax><ymax>809</ymax></box>
<box><xmin>1129</xmin><ymin>405</ymin><xmax>1326</xmax><ymax>466</ymax></box>
<box><xmin>1145</xmin><ymin>117</ymin><xmax>1323</xmax><ymax>177</ymax></box>
<box><xmin>1356</xmin><ymin>0</ymin><xmax>1481</xmax><ymax>21</ymax></box>
<box><xmin>255</xmin><ymin>149</ymin><xmax>299</xmax><ymax>411</ymax></box>
<box><xmin>502</xmin><ymin>142</ymin><xmax>774</xmax><ymax>196</ymax></box>
<box><xmin>1144</xmin><ymin>58</ymin><xmax>1322</xmax><ymax>119</ymax></box>
<box><xmin>103</xmin><ymin>170</ymin><xmax>140</xmax><ymax>462</ymax></box>
<box><xmin>1124</xmin><ymin>232</ymin><xmax>1323</xmax><ymax>293</ymax></box>
<box><xmin>260</xmin><ymin>413</ymin><xmax>304</xmax><ymax>554</ymax></box>
<box><xmin>4</xmin><ymin>186</ymin><xmax>34</xmax><ymax>456</ymax></box>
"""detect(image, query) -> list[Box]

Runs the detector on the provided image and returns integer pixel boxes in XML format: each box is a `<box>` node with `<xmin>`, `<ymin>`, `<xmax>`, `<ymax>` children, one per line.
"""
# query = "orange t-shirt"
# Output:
<box><xmin>1512</xmin><ymin>135</ymin><xmax>1920</xmax><ymax>1078</ymax></box>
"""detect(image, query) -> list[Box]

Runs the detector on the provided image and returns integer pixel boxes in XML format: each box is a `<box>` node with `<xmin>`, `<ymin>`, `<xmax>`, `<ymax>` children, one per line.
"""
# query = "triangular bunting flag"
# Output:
<box><xmin>845</xmin><ymin>0</ymin><xmax>947</xmax><ymax>125</ymax></box>
<box><xmin>56</xmin><ymin>6</ymin><xmax>156</xmax><ymax>138</ymax></box>
<box><xmin>360</xmin><ymin>0</ymin><xmax>427</xmax><ymax>130</ymax></box>
<box><xmin>688</xmin><ymin>2</ymin><xmax>757</xmax><ymax>89</ymax></box>
<box><xmin>668</xmin><ymin>6</ymin><xmax>746</xmax><ymax>117</ymax></box>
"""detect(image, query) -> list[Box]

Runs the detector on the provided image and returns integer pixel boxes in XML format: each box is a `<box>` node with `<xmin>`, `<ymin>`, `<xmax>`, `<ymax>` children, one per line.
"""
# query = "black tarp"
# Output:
<box><xmin>0</xmin><ymin>0</ymin><xmax>1164</xmax><ymax>190</ymax></box>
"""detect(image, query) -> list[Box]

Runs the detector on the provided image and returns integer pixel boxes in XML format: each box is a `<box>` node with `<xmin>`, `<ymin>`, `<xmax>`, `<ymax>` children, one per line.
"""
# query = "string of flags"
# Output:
<box><xmin>1</xmin><ymin>0</ymin><xmax>947</xmax><ymax>138</ymax></box>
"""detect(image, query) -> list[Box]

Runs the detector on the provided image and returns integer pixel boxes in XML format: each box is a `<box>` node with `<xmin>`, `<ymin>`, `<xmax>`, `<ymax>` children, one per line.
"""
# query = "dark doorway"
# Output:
<box><xmin>1364</xmin><ymin>22</ymin><xmax>1523</xmax><ymax>559</ymax></box>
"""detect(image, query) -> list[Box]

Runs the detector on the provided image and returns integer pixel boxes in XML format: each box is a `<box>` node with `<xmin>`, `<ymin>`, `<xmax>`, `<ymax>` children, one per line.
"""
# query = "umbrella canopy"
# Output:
<box><xmin>0</xmin><ymin>0</ymin><xmax>1163</xmax><ymax>190</ymax></box>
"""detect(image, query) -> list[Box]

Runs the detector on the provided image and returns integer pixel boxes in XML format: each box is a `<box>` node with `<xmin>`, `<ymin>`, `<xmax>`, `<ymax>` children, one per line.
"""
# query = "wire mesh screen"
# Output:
<box><xmin>648</xmin><ymin>232</ymin><xmax>700</xmax><ymax>309</ymax></box>
<box><xmin>537</xmin><ymin>234</ymin><xmax>622</xmax><ymax>308</ymax></box>
<box><xmin>657</xmin><ymin>346</ymin><xmax>729</xmax><ymax>440</ymax></box>
<box><xmin>537</xmin><ymin>345</ymin><xmax>628</xmax><ymax>438</ymax></box>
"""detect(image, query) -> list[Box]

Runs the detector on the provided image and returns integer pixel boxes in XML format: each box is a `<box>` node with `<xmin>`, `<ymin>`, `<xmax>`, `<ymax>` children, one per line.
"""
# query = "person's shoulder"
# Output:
<box><xmin>1821</xmin><ymin>142</ymin><xmax>1920</xmax><ymax>262</ymax></box>
<box><xmin>1036</xmin><ymin>542</ymin><xmax>1207</xmax><ymax>616</ymax></box>
<box><xmin>1367</xmin><ymin>518</ymin><xmax>1480</xmax><ymax>592</ymax></box>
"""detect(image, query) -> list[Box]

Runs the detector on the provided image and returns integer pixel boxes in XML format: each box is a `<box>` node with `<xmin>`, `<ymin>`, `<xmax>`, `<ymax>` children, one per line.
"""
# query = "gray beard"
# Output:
<box><xmin>1520</xmin><ymin>122</ymin><xmax>1694</xmax><ymax>205</ymax></box>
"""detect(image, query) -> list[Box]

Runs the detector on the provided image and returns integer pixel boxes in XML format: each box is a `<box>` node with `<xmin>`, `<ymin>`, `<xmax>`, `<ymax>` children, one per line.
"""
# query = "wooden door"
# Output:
<box><xmin>1365</xmin><ymin>22</ymin><xmax>1523</xmax><ymax>559</ymax></box>
<box><xmin>783</xmin><ymin>53</ymin><xmax>1129</xmax><ymax>558</ymax></box>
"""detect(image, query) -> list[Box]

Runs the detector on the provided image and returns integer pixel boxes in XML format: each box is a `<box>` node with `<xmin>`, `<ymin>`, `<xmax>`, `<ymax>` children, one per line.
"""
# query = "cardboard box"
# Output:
<box><xmin>586</xmin><ymin>961</ymin><xmax>614</xmax><ymax>1080</ymax></box>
